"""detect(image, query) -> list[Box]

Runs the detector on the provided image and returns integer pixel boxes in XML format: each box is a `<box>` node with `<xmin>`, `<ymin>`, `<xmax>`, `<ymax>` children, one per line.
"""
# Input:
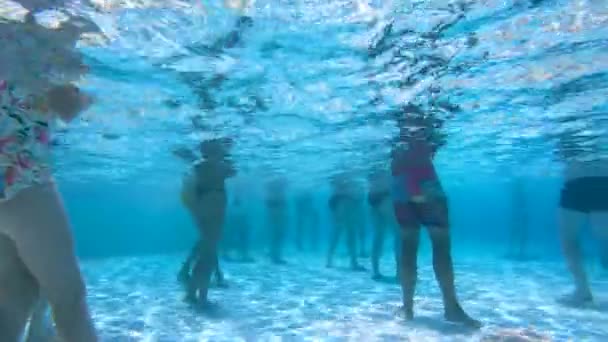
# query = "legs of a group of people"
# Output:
<box><xmin>174</xmin><ymin>174</ymin><xmax>605</xmax><ymax>330</ymax></box>
<box><xmin>269</xmin><ymin>204</ymin><xmax>287</xmax><ymax>264</ymax></box>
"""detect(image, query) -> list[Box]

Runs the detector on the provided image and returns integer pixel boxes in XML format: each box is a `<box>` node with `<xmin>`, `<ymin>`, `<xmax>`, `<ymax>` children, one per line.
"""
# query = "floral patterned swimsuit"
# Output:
<box><xmin>0</xmin><ymin>80</ymin><xmax>52</xmax><ymax>201</ymax></box>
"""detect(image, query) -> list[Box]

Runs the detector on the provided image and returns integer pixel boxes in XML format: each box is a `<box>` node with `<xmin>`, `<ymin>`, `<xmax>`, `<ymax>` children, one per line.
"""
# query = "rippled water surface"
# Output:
<box><xmin>3</xmin><ymin>0</ymin><xmax>607</xmax><ymax>187</ymax></box>
<box><xmin>2</xmin><ymin>1</ymin><xmax>608</xmax><ymax>340</ymax></box>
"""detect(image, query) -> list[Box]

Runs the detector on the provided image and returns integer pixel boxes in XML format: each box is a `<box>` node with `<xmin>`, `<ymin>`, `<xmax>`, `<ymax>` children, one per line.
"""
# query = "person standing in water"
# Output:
<box><xmin>174</xmin><ymin>7</ymin><xmax>253</xmax><ymax>289</ymax></box>
<box><xmin>0</xmin><ymin>11</ymin><xmax>99</xmax><ymax>342</ymax></box>
<box><xmin>179</xmin><ymin>138</ymin><xmax>236</xmax><ymax>308</ymax></box>
<box><xmin>357</xmin><ymin>202</ymin><xmax>369</xmax><ymax>259</ymax></box>
<box><xmin>368</xmin><ymin>167</ymin><xmax>399</xmax><ymax>280</ymax></box>
<box><xmin>557</xmin><ymin>131</ymin><xmax>608</xmax><ymax>305</ymax></box>
<box><xmin>326</xmin><ymin>173</ymin><xmax>365</xmax><ymax>271</ymax></box>
<box><xmin>390</xmin><ymin>104</ymin><xmax>479</xmax><ymax>327</ymax></box>
<box><xmin>266</xmin><ymin>176</ymin><xmax>289</xmax><ymax>264</ymax></box>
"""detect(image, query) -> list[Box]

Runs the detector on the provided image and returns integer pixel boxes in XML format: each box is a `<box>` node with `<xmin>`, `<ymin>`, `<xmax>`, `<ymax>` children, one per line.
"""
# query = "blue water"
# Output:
<box><xmin>4</xmin><ymin>0</ymin><xmax>608</xmax><ymax>340</ymax></box>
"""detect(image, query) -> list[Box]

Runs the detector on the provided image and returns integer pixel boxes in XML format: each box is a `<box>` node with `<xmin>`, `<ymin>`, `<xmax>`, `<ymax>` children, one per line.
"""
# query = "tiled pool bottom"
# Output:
<box><xmin>80</xmin><ymin>254</ymin><xmax>608</xmax><ymax>341</ymax></box>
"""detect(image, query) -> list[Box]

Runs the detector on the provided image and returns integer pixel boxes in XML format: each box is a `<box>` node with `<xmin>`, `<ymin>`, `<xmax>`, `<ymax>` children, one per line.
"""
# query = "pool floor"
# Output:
<box><xmin>80</xmin><ymin>253</ymin><xmax>607</xmax><ymax>341</ymax></box>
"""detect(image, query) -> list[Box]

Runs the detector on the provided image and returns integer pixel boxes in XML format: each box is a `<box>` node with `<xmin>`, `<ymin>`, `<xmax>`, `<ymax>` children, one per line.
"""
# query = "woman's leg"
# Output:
<box><xmin>25</xmin><ymin>299</ymin><xmax>54</xmax><ymax>342</ymax></box>
<box><xmin>1</xmin><ymin>184</ymin><xmax>97</xmax><ymax>342</ymax></box>
<box><xmin>269</xmin><ymin>206</ymin><xmax>286</xmax><ymax>264</ymax></box>
<box><xmin>214</xmin><ymin>251</ymin><xmax>228</xmax><ymax>287</ymax></box>
<box><xmin>398</xmin><ymin>226</ymin><xmax>420</xmax><ymax>320</ymax></box>
<box><xmin>590</xmin><ymin>212</ymin><xmax>608</xmax><ymax>270</ymax></box>
<box><xmin>326</xmin><ymin>210</ymin><xmax>343</xmax><ymax>268</ymax></box>
<box><xmin>179</xmin><ymin>240</ymin><xmax>201</xmax><ymax>283</ymax></box>
<box><xmin>0</xmin><ymin>234</ymin><xmax>39</xmax><ymax>341</ymax></box>
<box><xmin>357</xmin><ymin>209</ymin><xmax>368</xmax><ymax>258</ymax></box>
<box><xmin>295</xmin><ymin>208</ymin><xmax>304</xmax><ymax>252</ymax></box>
<box><xmin>559</xmin><ymin>208</ymin><xmax>592</xmax><ymax>302</ymax></box>
<box><xmin>422</xmin><ymin>198</ymin><xmax>479</xmax><ymax>327</ymax></box>
<box><xmin>345</xmin><ymin>210</ymin><xmax>364</xmax><ymax>270</ymax></box>
<box><xmin>191</xmin><ymin>237</ymin><xmax>220</xmax><ymax>305</ymax></box>
<box><xmin>371</xmin><ymin>208</ymin><xmax>386</xmax><ymax>279</ymax></box>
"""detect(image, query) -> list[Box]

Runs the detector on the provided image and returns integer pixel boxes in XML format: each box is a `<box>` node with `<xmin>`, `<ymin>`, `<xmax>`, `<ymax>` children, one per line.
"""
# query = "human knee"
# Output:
<box><xmin>399</xmin><ymin>227</ymin><xmax>420</xmax><ymax>246</ymax></box>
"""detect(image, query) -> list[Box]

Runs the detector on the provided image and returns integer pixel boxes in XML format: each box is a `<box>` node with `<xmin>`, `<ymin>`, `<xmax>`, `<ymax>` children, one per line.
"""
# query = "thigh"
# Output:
<box><xmin>194</xmin><ymin>213</ymin><xmax>223</xmax><ymax>244</ymax></box>
<box><xmin>393</xmin><ymin>202</ymin><xmax>421</xmax><ymax>231</ymax></box>
<box><xmin>415</xmin><ymin>196</ymin><xmax>450</xmax><ymax>229</ymax></box>
<box><xmin>590</xmin><ymin>212</ymin><xmax>608</xmax><ymax>240</ymax></box>
<box><xmin>0</xmin><ymin>233</ymin><xmax>39</xmax><ymax>338</ymax></box>
<box><xmin>3</xmin><ymin>184</ymin><xmax>84</xmax><ymax>304</ymax></box>
<box><xmin>371</xmin><ymin>207</ymin><xmax>384</xmax><ymax>232</ymax></box>
<box><xmin>559</xmin><ymin>208</ymin><xmax>587</xmax><ymax>239</ymax></box>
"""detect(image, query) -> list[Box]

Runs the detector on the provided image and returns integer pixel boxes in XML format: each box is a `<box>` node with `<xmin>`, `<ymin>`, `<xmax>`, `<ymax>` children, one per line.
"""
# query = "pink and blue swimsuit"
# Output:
<box><xmin>0</xmin><ymin>80</ymin><xmax>53</xmax><ymax>201</ymax></box>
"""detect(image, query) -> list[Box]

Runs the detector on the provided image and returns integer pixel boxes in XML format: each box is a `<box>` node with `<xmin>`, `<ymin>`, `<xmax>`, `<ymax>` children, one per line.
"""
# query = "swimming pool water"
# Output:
<box><xmin>3</xmin><ymin>0</ymin><xmax>608</xmax><ymax>340</ymax></box>
<box><xmin>81</xmin><ymin>254</ymin><xmax>607</xmax><ymax>341</ymax></box>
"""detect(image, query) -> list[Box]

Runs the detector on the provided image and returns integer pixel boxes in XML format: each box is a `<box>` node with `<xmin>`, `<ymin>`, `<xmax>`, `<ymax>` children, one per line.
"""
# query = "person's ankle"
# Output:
<box><xmin>402</xmin><ymin>300</ymin><xmax>414</xmax><ymax>319</ymax></box>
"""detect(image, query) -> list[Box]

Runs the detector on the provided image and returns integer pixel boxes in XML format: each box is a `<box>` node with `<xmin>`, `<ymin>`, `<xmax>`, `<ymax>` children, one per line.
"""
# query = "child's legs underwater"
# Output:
<box><xmin>0</xmin><ymin>183</ymin><xmax>97</xmax><ymax>342</ymax></box>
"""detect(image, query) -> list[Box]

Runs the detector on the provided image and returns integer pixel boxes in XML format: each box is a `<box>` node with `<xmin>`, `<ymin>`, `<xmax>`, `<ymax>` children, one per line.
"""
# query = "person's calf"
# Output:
<box><xmin>399</xmin><ymin>229</ymin><xmax>420</xmax><ymax>320</ymax></box>
<box><xmin>561</xmin><ymin>235</ymin><xmax>592</xmax><ymax>297</ymax></box>
<box><xmin>49</xmin><ymin>281</ymin><xmax>96</xmax><ymax>342</ymax></box>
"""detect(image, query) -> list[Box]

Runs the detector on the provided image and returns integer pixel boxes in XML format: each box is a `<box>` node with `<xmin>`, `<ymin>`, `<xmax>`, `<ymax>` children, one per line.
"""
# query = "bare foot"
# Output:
<box><xmin>397</xmin><ymin>305</ymin><xmax>414</xmax><ymax>321</ymax></box>
<box><xmin>351</xmin><ymin>263</ymin><xmax>366</xmax><ymax>272</ymax></box>
<box><xmin>183</xmin><ymin>293</ymin><xmax>198</xmax><ymax>305</ymax></box>
<box><xmin>445</xmin><ymin>306</ymin><xmax>481</xmax><ymax>328</ymax></box>
<box><xmin>194</xmin><ymin>299</ymin><xmax>219</xmax><ymax>313</ymax></box>
<box><xmin>557</xmin><ymin>291</ymin><xmax>593</xmax><ymax>307</ymax></box>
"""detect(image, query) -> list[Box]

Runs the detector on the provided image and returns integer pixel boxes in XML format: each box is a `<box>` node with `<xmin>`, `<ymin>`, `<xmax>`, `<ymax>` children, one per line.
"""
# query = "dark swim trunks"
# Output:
<box><xmin>560</xmin><ymin>177</ymin><xmax>608</xmax><ymax>213</ymax></box>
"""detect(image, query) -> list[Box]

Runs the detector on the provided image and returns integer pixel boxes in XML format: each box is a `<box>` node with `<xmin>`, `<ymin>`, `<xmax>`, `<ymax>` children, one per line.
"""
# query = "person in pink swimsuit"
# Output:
<box><xmin>391</xmin><ymin>104</ymin><xmax>480</xmax><ymax>328</ymax></box>
<box><xmin>0</xmin><ymin>12</ymin><xmax>98</xmax><ymax>342</ymax></box>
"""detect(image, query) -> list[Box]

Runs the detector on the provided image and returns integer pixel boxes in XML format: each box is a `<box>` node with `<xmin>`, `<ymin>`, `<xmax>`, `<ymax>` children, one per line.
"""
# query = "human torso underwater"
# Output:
<box><xmin>0</xmin><ymin>80</ymin><xmax>54</xmax><ymax>200</ymax></box>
